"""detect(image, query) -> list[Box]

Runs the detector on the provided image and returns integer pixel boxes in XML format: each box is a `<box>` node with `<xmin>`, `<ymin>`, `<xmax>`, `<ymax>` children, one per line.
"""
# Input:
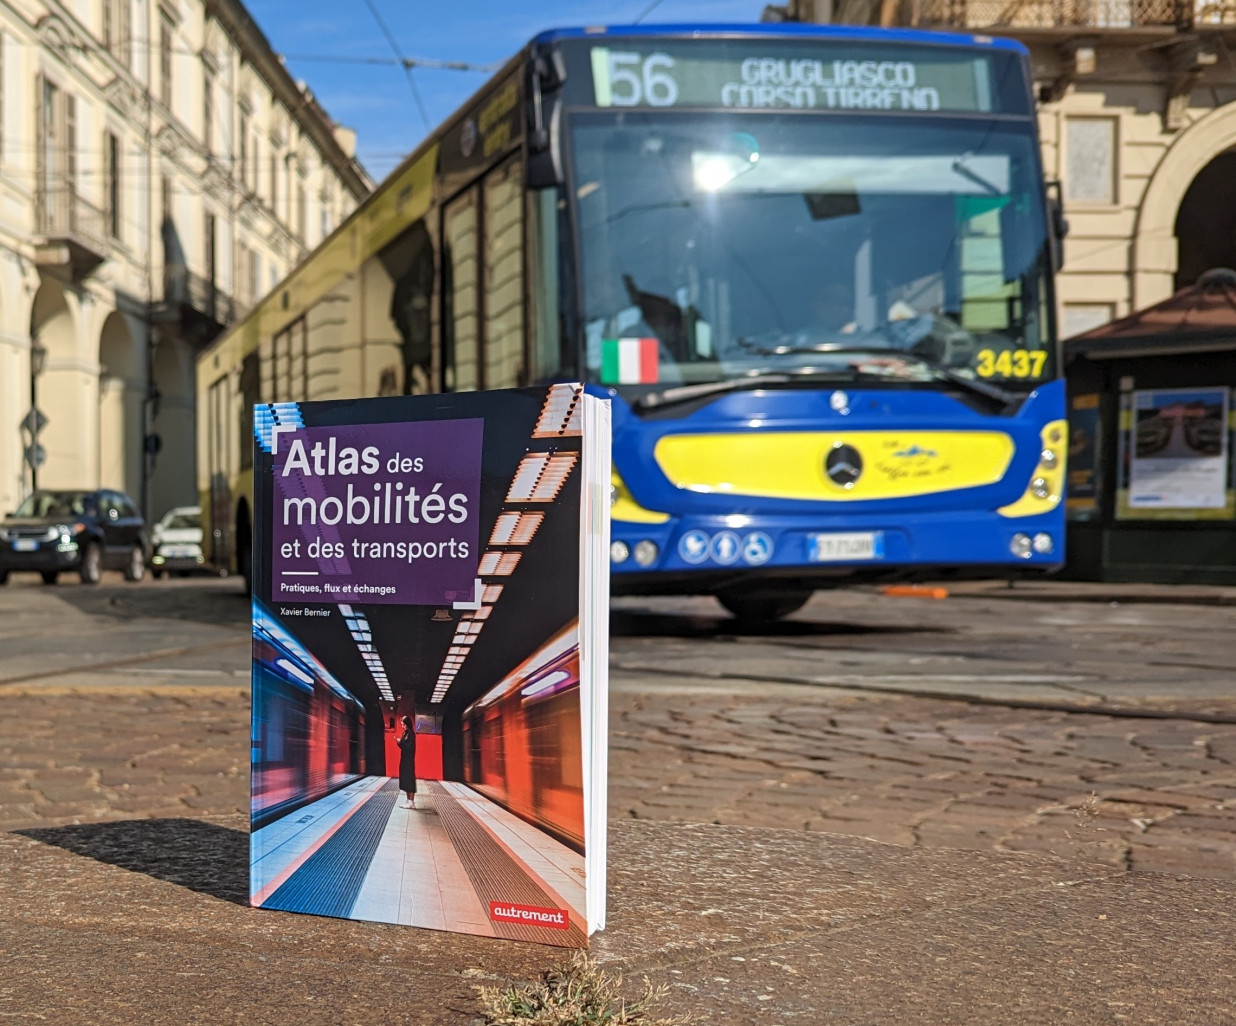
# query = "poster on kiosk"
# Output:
<box><xmin>248</xmin><ymin>385</ymin><xmax>610</xmax><ymax>947</ymax></box>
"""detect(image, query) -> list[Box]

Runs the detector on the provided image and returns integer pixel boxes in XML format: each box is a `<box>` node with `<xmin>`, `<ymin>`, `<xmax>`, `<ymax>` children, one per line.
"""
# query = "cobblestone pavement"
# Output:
<box><xmin>608</xmin><ymin>676</ymin><xmax>1236</xmax><ymax>879</ymax></box>
<box><xmin>2</xmin><ymin>576</ymin><xmax>1236</xmax><ymax>884</ymax></box>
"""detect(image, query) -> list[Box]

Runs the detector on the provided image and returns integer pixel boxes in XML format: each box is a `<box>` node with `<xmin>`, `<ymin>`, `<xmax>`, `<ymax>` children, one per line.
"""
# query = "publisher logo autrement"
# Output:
<box><xmin>489</xmin><ymin>901</ymin><xmax>570</xmax><ymax>930</ymax></box>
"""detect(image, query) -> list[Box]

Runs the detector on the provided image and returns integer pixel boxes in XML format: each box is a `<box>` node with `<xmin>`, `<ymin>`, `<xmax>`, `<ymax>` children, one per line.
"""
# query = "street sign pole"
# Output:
<box><xmin>21</xmin><ymin>406</ymin><xmax>47</xmax><ymax>492</ymax></box>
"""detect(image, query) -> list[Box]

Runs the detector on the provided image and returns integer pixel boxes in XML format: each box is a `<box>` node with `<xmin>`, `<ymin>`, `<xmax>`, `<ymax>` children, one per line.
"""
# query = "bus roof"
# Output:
<box><xmin>531</xmin><ymin>22</ymin><xmax>1028</xmax><ymax>56</ymax></box>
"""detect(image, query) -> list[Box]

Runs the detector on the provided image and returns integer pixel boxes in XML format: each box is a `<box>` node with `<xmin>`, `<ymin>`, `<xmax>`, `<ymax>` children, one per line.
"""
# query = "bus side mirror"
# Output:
<box><xmin>1045</xmin><ymin>179</ymin><xmax>1069</xmax><ymax>273</ymax></box>
<box><xmin>527</xmin><ymin>49</ymin><xmax>566</xmax><ymax>188</ymax></box>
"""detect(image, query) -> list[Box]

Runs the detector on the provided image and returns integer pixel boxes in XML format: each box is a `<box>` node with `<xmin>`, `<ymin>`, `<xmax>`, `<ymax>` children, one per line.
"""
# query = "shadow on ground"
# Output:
<box><xmin>17</xmin><ymin>818</ymin><xmax>249</xmax><ymax>905</ymax></box>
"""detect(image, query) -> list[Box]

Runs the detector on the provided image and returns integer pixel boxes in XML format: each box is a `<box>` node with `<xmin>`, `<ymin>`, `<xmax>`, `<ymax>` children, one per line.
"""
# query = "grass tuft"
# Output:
<box><xmin>478</xmin><ymin>952</ymin><xmax>690</xmax><ymax>1026</ymax></box>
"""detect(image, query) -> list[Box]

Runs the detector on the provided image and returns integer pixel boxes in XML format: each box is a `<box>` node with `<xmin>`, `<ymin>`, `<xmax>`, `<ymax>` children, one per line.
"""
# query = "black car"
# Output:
<box><xmin>0</xmin><ymin>489</ymin><xmax>147</xmax><ymax>585</ymax></box>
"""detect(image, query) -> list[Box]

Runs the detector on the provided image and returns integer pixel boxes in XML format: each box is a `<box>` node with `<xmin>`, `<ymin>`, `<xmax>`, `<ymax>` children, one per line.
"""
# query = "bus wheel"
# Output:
<box><xmin>716</xmin><ymin>587</ymin><xmax>813</xmax><ymax>624</ymax></box>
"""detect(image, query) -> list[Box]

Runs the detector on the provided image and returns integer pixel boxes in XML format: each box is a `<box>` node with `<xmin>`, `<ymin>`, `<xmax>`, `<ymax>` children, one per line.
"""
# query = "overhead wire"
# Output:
<box><xmin>633</xmin><ymin>0</ymin><xmax>670</xmax><ymax>23</ymax></box>
<box><xmin>359</xmin><ymin>0</ymin><xmax>432</xmax><ymax>132</ymax></box>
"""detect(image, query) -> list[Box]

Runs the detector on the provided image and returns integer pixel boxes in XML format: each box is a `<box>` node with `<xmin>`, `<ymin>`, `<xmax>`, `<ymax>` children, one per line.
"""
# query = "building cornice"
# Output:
<box><xmin>203</xmin><ymin>0</ymin><xmax>373</xmax><ymax>200</ymax></box>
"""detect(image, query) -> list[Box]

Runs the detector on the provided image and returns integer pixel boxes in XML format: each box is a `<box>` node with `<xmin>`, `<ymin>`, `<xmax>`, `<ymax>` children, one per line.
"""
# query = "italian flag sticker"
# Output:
<box><xmin>601</xmin><ymin>338</ymin><xmax>659</xmax><ymax>385</ymax></box>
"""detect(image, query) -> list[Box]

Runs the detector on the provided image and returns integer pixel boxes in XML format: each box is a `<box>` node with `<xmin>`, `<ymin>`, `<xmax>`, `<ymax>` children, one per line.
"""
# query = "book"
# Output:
<box><xmin>247</xmin><ymin>384</ymin><xmax>610</xmax><ymax>947</ymax></box>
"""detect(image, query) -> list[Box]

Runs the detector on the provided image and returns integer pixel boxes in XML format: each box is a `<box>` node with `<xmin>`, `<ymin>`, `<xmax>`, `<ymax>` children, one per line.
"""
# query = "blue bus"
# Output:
<box><xmin>198</xmin><ymin>23</ymin><xmax>1065</xmax><ymax>620</ymax></box>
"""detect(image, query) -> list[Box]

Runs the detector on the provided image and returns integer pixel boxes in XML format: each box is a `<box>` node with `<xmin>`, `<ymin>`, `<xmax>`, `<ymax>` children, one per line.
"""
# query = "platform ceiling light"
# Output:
<box><xmin>338</xmin><ymin>604</ymin><xmax>393</xmax><ymax>701</ymax></box>
<box><xmin>489</xmin><ymin>511</ymin><xmax>545</xmax><ymax>546</ymax></box>
<box><xmin>506</xmin><ymin>452</ymin><xmax>579</xmax><ymax>502</ymax></box>
<box><xmin>477</xmin><ymin>551</ymin><xmax>522</xmax><ymax>576</ymax></box>
<box><xmin>532</xmin><ymin>384</ymin><xmax>585</xmax><ymax>439</ymax></box>
<box><xmin>482</xmin><ymin>585</ymin><xmax>503</xmax><ymax>603</ymax></box>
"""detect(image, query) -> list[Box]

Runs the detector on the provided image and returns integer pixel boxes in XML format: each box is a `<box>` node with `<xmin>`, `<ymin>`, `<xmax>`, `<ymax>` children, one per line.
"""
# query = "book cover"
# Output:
<box><xmin>248</xmin><ymin>384</ymin><xmax>610</xmax><ymax>947</ymax></box>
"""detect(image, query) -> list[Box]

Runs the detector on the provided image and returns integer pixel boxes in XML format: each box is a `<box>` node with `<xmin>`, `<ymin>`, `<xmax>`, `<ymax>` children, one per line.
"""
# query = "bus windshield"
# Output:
<box><xmin>571</xmin><ymin>111</ymin><xmax>1053</xmax><ymax>400</ymax></box>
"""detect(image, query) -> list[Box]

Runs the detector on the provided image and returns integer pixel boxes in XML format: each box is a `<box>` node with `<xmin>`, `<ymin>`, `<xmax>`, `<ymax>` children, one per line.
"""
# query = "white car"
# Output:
<box><xmin>150</xmin><ymin>506</ymin><xmax>207</xmax><ymax>578</ymax></box>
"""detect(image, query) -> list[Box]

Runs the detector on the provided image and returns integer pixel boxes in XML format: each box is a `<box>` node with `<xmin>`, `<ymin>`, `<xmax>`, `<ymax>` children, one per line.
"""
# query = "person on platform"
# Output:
<box><xmin>397</xmin><ymin>714</ymin><xmax>417</xmax><ymax>809</ymax></box>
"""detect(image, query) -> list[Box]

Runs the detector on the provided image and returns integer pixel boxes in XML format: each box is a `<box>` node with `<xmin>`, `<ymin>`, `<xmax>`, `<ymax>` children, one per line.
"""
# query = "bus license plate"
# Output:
<box><xmin>12</xmin><ymin>539</ymin><xmax>38</xmax><ymax>552</ymax></box>
<box><xmin>808</xmin><ymin>532</ymin><xmax>883</xmax><ymax>562</ymax></box>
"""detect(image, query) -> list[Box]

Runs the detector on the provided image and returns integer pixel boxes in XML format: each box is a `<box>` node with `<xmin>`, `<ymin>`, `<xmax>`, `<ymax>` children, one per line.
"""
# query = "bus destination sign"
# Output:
<box><xmin>589</xmin><ymin>44</ymin><xmax>998</xmax><ymax>114</ymax></box>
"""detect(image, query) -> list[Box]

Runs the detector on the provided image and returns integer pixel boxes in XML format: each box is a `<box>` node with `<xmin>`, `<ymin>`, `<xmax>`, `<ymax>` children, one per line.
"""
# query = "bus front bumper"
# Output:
<box><xmin>608</xmin><ymin>510</ymin><xmax>1063</xmax><ymax>594</ymax></box>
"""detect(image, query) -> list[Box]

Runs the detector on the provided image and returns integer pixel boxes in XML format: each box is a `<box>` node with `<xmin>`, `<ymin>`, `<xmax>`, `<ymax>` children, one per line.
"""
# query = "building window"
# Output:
<box><xmin>203</xmin><ymin>64</ymin><xmax>214</xmax><ymax>154</ymax></box>
<box><xmin>251</xmin><ymin>249</ymin><xmax>262</xmax><ymax>303</ymax></box>
<box><xmin>0</xmin><ymin>33</ymin><xmax>5</xmax><ymax>165</ymax></box>
<box><xmin>160</xmin><ymin>174</ymin><xmax>173</xmax><ymax>233</ymax></box>
<box><xmin>38</xmin><ymin>79</ymin><xmax>76</xmax><ymax>232</ymax></box>
<box><xmin>296</xmin><ymin>181</ymin><xmax>307</xmax><ymax>242</ymax></box>
<box><xmin>236</xmin><ymin>242</ymin><xmax>261</xmax><ymax>306</ymax></box>
<box><xmin>105</xmin><ymin>131</ymin><xmax>120</xmax><ymax>238</ymax></box>
<box><xmin>1062</xmin><ymin>303</ymin><xmax>1115</xmax><ymax>340</ymax></box>
<box><xmin>103</xmin><ymin>0</ymin><xmax>130</xmax><ymax>66</ymax></box>
<box><xmin>159</xmin><ymin>12</ymin><xmax>173</xmax><ymax>107</ymax></box>
<box><xmin>204</xmin><ymin>212</ymin><xmax>216</xmax><ymax>286</ymax></box>
<box><xmin>318</xmin><ymin>180</ymin><xmax>333</xmax><ymax>238</ymax></box>
<box><xmin>65</xmin><ymin>94</ymin><xmax>76</xmax><ymax>193</ymax></box>
<box><xmin>238</xmin><ymin>109</ymin><xmax>249</xmax><ymax>187</ymax></box>
<box><xmin>269</xmin><ymin>143</ymin><xmax>279</xmax><ymax>212</ymax></box>
<box><xmin>1066</xmin><ymin>117</ymin><xmax>1116</xmax><ymax>205</ymax></box>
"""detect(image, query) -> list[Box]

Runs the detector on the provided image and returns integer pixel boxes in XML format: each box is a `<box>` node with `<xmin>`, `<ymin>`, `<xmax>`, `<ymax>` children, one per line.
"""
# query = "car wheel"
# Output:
<box><xmin>124</xmin><ymin>545</ymin><xmax>145</xmax><ymax>582</ymax></box>
<box><xmin>40</xmin><ymin>571</ymin><xmax>58</xmax><ymax>585</ymax></box>
<box><xmin>0</xmin><ymin>570</ymin><xmax>8</xmax><ymax>585</ymax></box>
<box><xmin>79</xmin><ymin>543</ymin><xmax>102</xmax><ymax>585</ymax></box>
<box><xmin>151</xmin><ymin>568</ymin><xmax>163</xmax><ymax>580</ymax></box>
<box><xmin>716</xmin><ymin>587</ymin><xmax>813</xmax><ymax>625</ymax></box>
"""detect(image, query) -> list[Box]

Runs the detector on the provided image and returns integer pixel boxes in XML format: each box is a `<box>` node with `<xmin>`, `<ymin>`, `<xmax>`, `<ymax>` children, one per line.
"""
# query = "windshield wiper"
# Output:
<box><xmin>634</xmin><ymin>374</ymin><xmax>794</xmax><ymax>411</ymax></box>
<box><xmin>734</xmin><ymin>344</ymin><xmax>1020</xmax><ymax>406</ymax></box>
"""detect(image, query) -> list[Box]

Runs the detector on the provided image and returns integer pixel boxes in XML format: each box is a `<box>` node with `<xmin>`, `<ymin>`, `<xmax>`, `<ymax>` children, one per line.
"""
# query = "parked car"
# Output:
<box><xmin>0</xmin><ymin>489</ymin><xmax>147</xmax><ymax>585</ymax></box>
<box><xmin>150</xmin><ymin>506</ymin><xmax>208</xmax><ymax>578</ymax></box>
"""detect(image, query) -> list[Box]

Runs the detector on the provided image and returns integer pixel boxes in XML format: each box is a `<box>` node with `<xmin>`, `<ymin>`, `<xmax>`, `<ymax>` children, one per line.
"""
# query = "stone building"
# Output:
<box><xmin>765</xmin><ymin>0</ymin><xmax>1236</xmax><ymax>337</ymax></box>
<box><xmin>0</xmin><ymin>0</ymin><xmax>369</xmax><ymax>524</ymax></box>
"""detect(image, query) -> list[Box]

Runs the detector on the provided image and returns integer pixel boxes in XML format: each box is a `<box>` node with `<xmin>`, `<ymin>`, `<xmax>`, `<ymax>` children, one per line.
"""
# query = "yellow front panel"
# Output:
<box><xmin>654</xmin><ymin>431</ymin><xmax>1015</xmax><ymax>501</ymax></box>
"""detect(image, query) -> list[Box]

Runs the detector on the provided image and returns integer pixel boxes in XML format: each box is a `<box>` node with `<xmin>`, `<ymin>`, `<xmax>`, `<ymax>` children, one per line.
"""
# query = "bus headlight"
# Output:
<box><xmin>610</xmin><ymin>541</ymin><xmax>630</xmax><ymax>564</ymax></box>
<box><xmin>997</xmin><ymin>420</ymin><xmax>1067</xmax><ymax>518</ymax></box>
<box><xmin>1032</xmin><ymin>532</ymin><xmax>1054</xmax><ymax>555</ymax></box>
<box><xmin>1010</xmin><ymin>533</ymin><xmax>1033</xmax><ymax>559</ymax></box>
<box><xmin>633</xmin><ymin>540</ymin><xmax>659</xmax><ymax>567</ymax></box>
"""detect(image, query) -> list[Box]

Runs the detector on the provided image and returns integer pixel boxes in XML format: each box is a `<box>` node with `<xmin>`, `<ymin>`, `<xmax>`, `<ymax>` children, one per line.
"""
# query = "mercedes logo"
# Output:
<box><xmin>825</xmin><ymin>443</ymin><xmax>863</xmax><ymax>488</ymax></box>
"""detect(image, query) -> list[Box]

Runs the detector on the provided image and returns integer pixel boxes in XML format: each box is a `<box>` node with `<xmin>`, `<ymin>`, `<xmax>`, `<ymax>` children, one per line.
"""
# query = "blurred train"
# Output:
<box><xmin>462</xmin><ymin>626</ymin><xmax>585</xmax><ymax>853</ymax></box>
<box><xmin>251</xmin><ymin>603</ymin><xmax>369</xmax><ymax>827</ymax></box>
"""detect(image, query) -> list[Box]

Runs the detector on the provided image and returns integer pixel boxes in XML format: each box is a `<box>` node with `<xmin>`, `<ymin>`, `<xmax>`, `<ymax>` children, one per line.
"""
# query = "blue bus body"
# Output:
<box><xmin>553</xmin><ymin>25</ymin><xmax>1065</xmax><ymax>604</ymax></box>
<box><xmin>603</xmin><ymin>378</ymin><xmax>1065</xmax><ymax>592</ymax></box>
